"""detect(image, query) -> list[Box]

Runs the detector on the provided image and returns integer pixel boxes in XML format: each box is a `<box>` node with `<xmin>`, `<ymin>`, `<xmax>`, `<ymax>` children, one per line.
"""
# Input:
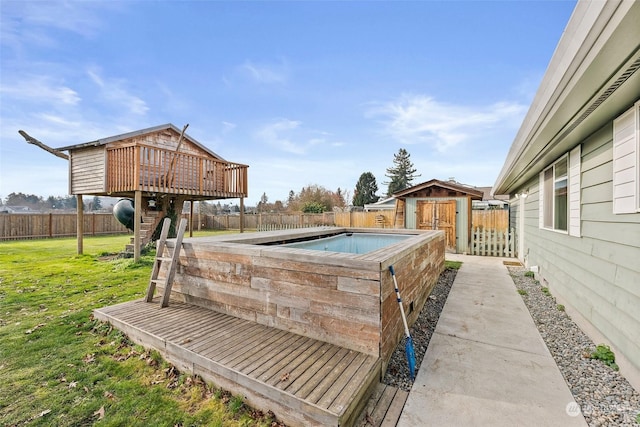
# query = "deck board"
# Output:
<box><xmin>354</xmin><ymin>382</ymin><xmax>409</xmax><ymax>427</ymax></box>
<box><xmin>94</xmin><ymin>298</ymin><xmax>381</xmax><ymax>427</ymax></box>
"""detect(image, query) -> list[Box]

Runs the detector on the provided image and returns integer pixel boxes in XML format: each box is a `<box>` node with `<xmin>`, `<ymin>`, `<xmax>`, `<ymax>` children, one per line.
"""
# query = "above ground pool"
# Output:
<box><xmin>282</xmin><ymin>232</ymin><xmax>411</xmax><ymax>254</ymax></box>
<box><xmin>160</xmin><ymin>226</ymin><xmax>445</xmax><ymax>371</ymax></box>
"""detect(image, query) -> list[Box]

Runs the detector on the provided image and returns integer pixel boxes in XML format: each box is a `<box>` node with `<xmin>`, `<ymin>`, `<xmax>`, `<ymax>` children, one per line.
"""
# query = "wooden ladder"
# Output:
<box><xmin>145</xmin><ymin>217</ymin><xmax>188</xmax><ymax>308</ymax></box>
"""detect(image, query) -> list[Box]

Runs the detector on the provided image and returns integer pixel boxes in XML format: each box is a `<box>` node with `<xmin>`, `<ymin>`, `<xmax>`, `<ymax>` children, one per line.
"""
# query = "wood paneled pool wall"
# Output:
<box><xmin>158</xmin><ymin>227</ymin><xmax>445</xmax><ymax>371</ymax></box>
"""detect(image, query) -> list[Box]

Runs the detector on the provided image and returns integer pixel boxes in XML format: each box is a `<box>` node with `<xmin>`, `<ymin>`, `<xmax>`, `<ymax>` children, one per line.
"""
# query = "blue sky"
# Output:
<box><xmin>0</xmin><ymin>0</ymin><xmax>576</xmax><ymax>206</ymax></box>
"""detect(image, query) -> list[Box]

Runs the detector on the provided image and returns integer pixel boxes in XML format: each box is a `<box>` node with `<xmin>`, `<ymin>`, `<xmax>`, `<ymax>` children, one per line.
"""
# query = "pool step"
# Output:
<box><xmin>94</xmin><ymin>299</ymin><xmax>381</xmax><ymax>427</ymax></box>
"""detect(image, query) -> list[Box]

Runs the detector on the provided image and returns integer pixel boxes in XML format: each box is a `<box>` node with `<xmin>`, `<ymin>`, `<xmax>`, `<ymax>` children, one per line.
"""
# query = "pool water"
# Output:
<box><xmin>282</xmin><ymin>232</ymin><xmax>411</xmax><ymax>254</ymax></box>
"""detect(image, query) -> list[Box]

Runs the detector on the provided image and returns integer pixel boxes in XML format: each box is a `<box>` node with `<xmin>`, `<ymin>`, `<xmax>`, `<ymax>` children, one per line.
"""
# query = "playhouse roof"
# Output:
<box><xmin>56</xmin><ymin>123</ymin><xmax>226</xmax><ymax>160</ymax></box>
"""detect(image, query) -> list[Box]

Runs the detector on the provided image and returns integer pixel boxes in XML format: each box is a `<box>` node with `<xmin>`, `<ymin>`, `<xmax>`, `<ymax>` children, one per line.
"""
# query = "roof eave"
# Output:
<box><xmin>494</xmin><ymin>0</ymin><xmax>640</xmax><ymax>195</ymax></box>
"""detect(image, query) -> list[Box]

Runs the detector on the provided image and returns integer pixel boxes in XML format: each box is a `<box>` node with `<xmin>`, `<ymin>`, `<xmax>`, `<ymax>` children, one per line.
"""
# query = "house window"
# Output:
<box><xmin>542</xmin><ymin>157</ymin><xmax>568</xmax><ymax>231</ymax></box>
<box><xmin>612</xmin><ymin>100</ymin><xmax>640</xmax><ymax>214</ymax></box>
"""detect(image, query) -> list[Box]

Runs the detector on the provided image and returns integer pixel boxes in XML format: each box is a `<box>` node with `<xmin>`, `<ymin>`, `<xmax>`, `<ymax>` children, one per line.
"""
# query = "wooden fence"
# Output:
<box><xmin>2</xmin><ymin>211</ymin><xmax>513</xmax><ymax>257</ymax></box>
<box><xmin>0</xmin><ymin>213</ymin><xmax>129</xmax><ymax>240</ymax></box>
<box><xmin>192</xmin><ymin>211</ymin><xmax>397</xmax><ymax>231</ymax></box>
<box><xmin>471</xmin><ymin>209</ymin><xmax>509</xmax><ymax>230</ymax></box>
<box><xmin>469</xmin><ymin>227</ymin><xmax>515</xmax><ymax>257</ymax></box>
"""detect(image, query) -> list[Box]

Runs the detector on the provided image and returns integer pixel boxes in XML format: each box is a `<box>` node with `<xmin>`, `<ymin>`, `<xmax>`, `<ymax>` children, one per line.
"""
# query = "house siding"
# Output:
<box><xmin>69</xmin><ymin>146</ymin><xmax>106</xmax><ymax>194</ymax></box>
<box><xmin>518</xmin><ymin>122</ymin><xmax>640</xmax><ymax>378</ymax></box>
<box><xmin>405</xmin><ymin>197</ymin><xmax>469</xmax><ymax>253</ymax></box>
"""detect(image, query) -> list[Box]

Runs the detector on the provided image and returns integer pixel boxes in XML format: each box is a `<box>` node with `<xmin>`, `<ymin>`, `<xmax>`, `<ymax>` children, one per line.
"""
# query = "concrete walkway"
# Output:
<box><xmin>398</xmin><ymin>255</ymin><xmax>587</xmax><ymax>426</ymax></box>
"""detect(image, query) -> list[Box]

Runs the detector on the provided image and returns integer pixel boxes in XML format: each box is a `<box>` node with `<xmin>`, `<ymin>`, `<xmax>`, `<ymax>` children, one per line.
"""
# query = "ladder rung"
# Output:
<box><xmin>156</xmin><ymin>256</ymin><xmax>173</xmax><ymax>262</ymax></box>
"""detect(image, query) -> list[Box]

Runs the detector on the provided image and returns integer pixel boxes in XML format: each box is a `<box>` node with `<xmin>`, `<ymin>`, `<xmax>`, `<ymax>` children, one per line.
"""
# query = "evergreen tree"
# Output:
<box><xmin>258</xmin><ymin>192</ymin><xmax>268</xmax><ymax>212</ymax></box>
<box><xmin>91</xmin><ymin>196</ymin><xmax>102</xmax><ymax>211</ymax></box>
<box><xmin>352</xmin><ymin>172</ymin><xmax>379</xmax><ymax>207</ymax></box>
<box><xmin>385</xmin><ymin>148</ymin><xmax>420</xmax><ymax>196</ymax></box>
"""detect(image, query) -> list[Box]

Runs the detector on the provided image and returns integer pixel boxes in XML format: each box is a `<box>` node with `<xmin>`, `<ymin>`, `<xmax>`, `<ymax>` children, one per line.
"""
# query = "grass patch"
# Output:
<box><xmin>590</xmin><ymin>344</ymin><xmax>619</xmax><ymax>371</ymax></box>
<box><xmin>524</xmin><ymin>270</ymin><xmax>535</xmax><ymax>278</ymax></box>
<box><xmin>517</xmin><ymin>289</ymin><xmax>528</xmax><ymax>296</ymax></box>
<box><xmin>445</xmin><ymin>260</ymin><xmax>462</xmax><ymax>270</ymax></box>
<box><xmin>556</xmin><ymin>304</ymin><xmax>565</xmax><ymax>312</ymax></box>
<box><xmin>0</xmin><ymin>235</ymin><xmax>277</xmax><ymax>426</ymax></box>
<box><xmin>541</xmin><ymin>287</ymin><xmax>551</xmax><ymax>296</ymax></box>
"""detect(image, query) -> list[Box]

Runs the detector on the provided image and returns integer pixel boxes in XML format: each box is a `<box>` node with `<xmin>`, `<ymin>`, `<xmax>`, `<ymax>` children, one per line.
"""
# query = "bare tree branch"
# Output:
<box><xmin>18</xmin><ymin>130</ymin><xmax>69</xmax><ymax>160</ymax></box>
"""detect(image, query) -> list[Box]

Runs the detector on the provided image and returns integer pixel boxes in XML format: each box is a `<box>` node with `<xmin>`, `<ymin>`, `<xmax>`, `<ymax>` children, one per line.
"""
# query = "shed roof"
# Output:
<box><xmin>392</xmin><ymin>179</ymin><xmax>484</xmax><ymax>199</ymax></box>
<box><xmin>55</xmin><ymin>123</ymin><xmax>226</xmax><ymax>161</ymax></box>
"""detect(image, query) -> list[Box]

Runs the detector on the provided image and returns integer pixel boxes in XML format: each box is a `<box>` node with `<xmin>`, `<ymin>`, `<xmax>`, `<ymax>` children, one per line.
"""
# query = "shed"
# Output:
<box><xmin>392</xmin><ymin>179</ymin><xmax>484</xmax><ymax>253</ymax></box>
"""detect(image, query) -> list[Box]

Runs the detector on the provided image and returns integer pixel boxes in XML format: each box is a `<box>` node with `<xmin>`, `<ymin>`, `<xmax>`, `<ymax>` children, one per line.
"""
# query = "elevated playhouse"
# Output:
<box><xmin>54</xmin><ymin>123</ymin><xmax>249</xmax><ymax>258</ymax></box>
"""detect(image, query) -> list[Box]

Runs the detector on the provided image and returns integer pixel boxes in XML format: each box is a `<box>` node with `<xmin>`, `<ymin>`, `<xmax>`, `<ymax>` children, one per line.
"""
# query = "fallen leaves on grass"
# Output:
<box><xmin>93</xmin><ymin>405</ymin><xmax>105</xmax><ymax>420</ymax></box>
<box><xmin>25</xmin><ymin>323</ymin><xmax>46</xmax><ymax>334</ymax></box>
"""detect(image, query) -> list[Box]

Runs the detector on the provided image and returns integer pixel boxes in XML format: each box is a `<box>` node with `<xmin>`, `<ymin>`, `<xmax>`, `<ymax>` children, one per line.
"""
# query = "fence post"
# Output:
<box><xmin>492</xmin><ymin>229</ymin><xmax>497</xmax><ymax>257</ymax></box>
<box><xmin>509</xmin><ymin>228</ymin><xmax>515</xmax><ymax>257</ymax></box>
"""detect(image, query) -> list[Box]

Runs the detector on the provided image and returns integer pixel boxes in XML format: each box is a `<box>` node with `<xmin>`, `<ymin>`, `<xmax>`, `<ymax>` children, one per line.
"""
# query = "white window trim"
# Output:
<box><xmin>569</xmin><ymin>145</ymin><xmax>581</xmax><ymax>237</ymax></box>
<box><xmin>612</xmin><ymin>100</ymin><xmax>640</xmax><ymax>214</ymax></box>
<box><xmin>539</xmin><ymin>149</ymin><xmax>581</xmax><ymax>236</ymax></box>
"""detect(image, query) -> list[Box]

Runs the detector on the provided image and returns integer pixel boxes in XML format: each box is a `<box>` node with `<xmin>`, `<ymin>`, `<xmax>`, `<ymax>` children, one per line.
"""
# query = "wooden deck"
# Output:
<box><xmin>94</xmin><ymin>299</ymin><xmax>382</xmax><ymax>427</ymax></box>
<box><xmin>354</xmin><ymin>383</ymin><xmax>409</xmax><ymax>427</ymax></box>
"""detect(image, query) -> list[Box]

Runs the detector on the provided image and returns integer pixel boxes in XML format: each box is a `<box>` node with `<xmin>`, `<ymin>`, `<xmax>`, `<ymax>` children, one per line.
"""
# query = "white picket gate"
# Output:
<box><xmin>470</xmin><ymin>227</ymin><xmax>515</xmax><ymax>257</ymax></box>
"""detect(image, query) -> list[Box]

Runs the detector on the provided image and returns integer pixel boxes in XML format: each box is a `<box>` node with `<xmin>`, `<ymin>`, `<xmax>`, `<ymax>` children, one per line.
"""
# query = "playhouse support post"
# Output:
<box><xmin>76</xmin><ymin>194</ymin><xmax>84</xmax><ymax>255</ymax></box>
<box><xmin>189</xmin><ymin>200</ymin><xmax>194</xmax><ymax>238</ymax></box>
<box><xmin>134</xmin><ymin>190</ymin><xmax>142</xmax><ymax>262</ymax></box>
<box><xmin>240</xmin><ymin>197</ymin><xmax>245</xmax><ymax>233</ymax></box>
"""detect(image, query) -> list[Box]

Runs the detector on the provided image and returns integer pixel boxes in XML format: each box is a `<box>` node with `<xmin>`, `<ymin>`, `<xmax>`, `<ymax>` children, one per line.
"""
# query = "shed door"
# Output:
<box><xmin>417</xmin><ymin>200</ymin><xmax>457</xmax><ymax>250</ymax></box>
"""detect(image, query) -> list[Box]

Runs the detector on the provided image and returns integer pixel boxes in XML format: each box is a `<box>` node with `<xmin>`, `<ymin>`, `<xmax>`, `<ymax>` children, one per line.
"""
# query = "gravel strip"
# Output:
<box><xmin>508</xmin><ymin>266</ymin><xmax>639</xmax><ymax>426</ymax></box>
<box><xmin>382</xmin><ymin>267</ymin><xmax>457</xmax><ymax>391</ymax></box>
<box><xmin>382</xmin><ymin>263</ymin><xmax>639</xmax><ymax>426</ymax></box>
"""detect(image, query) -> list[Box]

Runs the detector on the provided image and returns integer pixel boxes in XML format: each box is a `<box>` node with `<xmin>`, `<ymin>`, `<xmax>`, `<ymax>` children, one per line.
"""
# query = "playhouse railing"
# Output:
<box><xmin>106</xmin><ymin>144</ymin><xmax>248</xmax><ymax>198</ymax></box>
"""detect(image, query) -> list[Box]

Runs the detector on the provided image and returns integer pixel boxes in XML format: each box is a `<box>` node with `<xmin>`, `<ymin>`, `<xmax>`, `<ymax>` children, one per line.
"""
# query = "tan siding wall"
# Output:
<box><xmin>70</xmin><ymin>147</ymin><xmax>106</xmax><ymax>194</ymax></box>
<box><xmin>518</xmin><ymin>122</ymin><xmax>640</xmax><ymax>383</ymax></box>
<box><xmin>110</xmin><ymin>129</ymin><xmax>213</xmax><ymax>157</ymax></box>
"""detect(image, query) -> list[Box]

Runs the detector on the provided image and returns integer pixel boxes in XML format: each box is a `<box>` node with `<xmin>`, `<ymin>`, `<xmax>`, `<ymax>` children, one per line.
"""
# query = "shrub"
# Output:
<box><xmin>445</xmin><ymin>260</ymin><xmax>462</xmax><ymax>270</ymax></box>
<box><xmin>590</xmin><ymin>344</ymin><xmax>619</xmax><ymax>370</ymax></box>
<box><xmin>524</xmin><ymin>271</ymin><xmax>535</xmax><ymax>278</ymax></box>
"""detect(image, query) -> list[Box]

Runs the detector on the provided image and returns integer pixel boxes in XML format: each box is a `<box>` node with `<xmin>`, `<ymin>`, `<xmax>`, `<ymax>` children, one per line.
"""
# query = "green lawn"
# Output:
<box><xmin>0</xmin><ymin>234</ymin><xmax>277</xmax><ymax>426</ymax></box>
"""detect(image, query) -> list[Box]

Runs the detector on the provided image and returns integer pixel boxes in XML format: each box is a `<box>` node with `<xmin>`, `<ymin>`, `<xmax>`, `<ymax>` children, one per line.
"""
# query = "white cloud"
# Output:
<box><xmin>87</xmin><ymin>68</ymin><xmax>149</xmax><ymax>115</ymax></box>
<box><xmin>253</xmin><ymin>119</ymin><xmax>343</xmax><ymax>155</ymax></box>
<box><xmin>241</xmin><ymin>60</ymin><xmax>289</xmax><ymax>84</ymax></box>
<box><xmin>0</xmin><ymin>75</ymin><xmax>81</xmax><ymax>106</ymax></box>
<box><xmin>36</xmin><ymin>113</ymin><xmax>82</xmax><ymax>128</ymax></box>
<box><xmin>255</xmin><ymin>119</ymin><xmax>304</xmax><ymax>154</ymax></box>
<box><xmin>367</xmin><ymin>94</ymin><xmax>527</xmax><ymax>152</ymax></box>
<box><xmin>0</xmin><ymin>1</ymin><xmax>122</xmax><ymax>51</ymax></box>
<box><xmin>221</xmin><ymin>121</ymin><xmax>237</xmax><ymax>133</ymax></box>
